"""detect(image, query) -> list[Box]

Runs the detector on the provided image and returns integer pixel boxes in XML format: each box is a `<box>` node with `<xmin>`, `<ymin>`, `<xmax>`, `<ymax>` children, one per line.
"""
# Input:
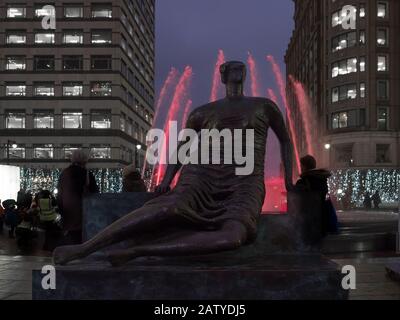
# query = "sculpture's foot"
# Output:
<box><xmin>107</xmin><ymin>249</ymin><xmax>138</xmax><ymax>267</ymax></box>
<box><xmin>53</xmin><ymin>245</ymin><xmax>86</xmax><ymax>265</ymax></box>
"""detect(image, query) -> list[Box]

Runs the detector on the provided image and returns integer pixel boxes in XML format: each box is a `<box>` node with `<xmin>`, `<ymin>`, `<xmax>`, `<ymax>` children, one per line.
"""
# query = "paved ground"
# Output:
<box><xmin>0</xmin><ymin>210</ymin><xmax>399</xmax><ymax>300</ymax></box>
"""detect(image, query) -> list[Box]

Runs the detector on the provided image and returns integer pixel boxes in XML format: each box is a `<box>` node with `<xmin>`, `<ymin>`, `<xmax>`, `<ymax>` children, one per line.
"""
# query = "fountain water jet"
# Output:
<box><xmin>210</xmin><ymin>50</ymin><xmax>226</xmax><ymax>102</ymax></box>
<box><xmin>247</xmin><ymin>52</ymin><xmax>261</xmax><ymax>97</ymax></box>
<box><xmin>266</xmin><ymin>55</ymin><xmax>301</xmax><ymax>174</ymax></box>
<box><xmin>288</xmin><ymin>75</ymin><xmax>315</xmax><ymax>157</ymax></box>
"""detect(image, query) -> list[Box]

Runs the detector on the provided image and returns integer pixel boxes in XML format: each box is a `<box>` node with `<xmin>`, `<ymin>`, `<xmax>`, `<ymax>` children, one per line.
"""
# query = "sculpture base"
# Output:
<box><xmin>386</xmin><ymin>263</ymin><xmax>400</xmax><ymax>282</ymax></box>
<box><xmin>32</xmin><ymin>253</ymin><xmax>348</xmax><ymax>300</ymax></box>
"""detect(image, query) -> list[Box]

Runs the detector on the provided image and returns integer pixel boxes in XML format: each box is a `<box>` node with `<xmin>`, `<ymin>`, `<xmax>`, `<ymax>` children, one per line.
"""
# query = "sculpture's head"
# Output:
<box><xmin>220</xmin><ymin>61</ymin><xmax>247</xmax><ymax>85</ymax></box>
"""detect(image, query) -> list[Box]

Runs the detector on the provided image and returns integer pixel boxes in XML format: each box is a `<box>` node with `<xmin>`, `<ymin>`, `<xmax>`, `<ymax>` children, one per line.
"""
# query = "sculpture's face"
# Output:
<box><xmin>220</xmin><ymin>62</ymin><xmax>246</xmax><ymax>85</ymax></box>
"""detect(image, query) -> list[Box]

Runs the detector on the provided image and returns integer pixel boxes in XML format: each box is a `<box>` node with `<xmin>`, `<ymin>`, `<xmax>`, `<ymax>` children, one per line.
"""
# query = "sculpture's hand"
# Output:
<box><xmin>155</xmin><ymin>182</ymin><xmax>171</xmax><ymax>195</ymax></box>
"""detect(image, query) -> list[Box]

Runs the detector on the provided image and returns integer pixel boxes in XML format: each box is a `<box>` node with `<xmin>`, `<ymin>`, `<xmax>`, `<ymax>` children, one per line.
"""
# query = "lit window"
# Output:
<box><xmin>63</xmin><ymin>30</ymin><xmax>83</xmax><ymax>44</ymax></box>
<box><xmin>377</xmin><ymin>2</ymin><xmax>387</xmax><ymax>18</ymax></box>
<box><xmin>377</xmin><ymin>28</ymin><xmax>388</xmax><ymax>46</ymax></box>
<box><xmin>6</xmin><ymin>112</ymin><xmax>25</xmax><ymax>128</ymax></box>
<box><xmin>9</xmin><ymin>146</ymin><xmax>25</xmax><ymax>159</ymax></box>
<box><xmin>91</xmin><ymin>56</ymin><xmax>112</xmax><ymax>70</ymax></box>
<box><xmin>360</xmin><ymin>83</ymin><xmax>366</xmax><ymax>98</ymax></box>
<box><xmin>359</xmin><ymin>57</ymin><xmax>366</xmax><ymax>72</ymax></box>
<box><xmin>34</xmin><ymin>112</ymin><xmax>54</xmax><ymax>129</ymax></box>
<box><xmin>35</xmin><ymin>6</ymin><xmax>55</xmax><ymax>18</ymax></box>
<box><xmin>63</xmin><ymin>112</ymin><xmax>82</xmax><ymax>129</ymax></box>
<box><xmin>63</xmin><ymin>146</ymin><xmax>81</xmax><ymax>159</ymax></box>
<box><xmin>91</xmin><ymin>146</ymin><xmax>111</xmax><ymax>159</ymax></box>
<box><xmin>91</xmin><ymin>111</ymin><xmax>111</xmax><ymax>129</ymax></box>
<box><xmin>6</xmin><ymin>56</ymin><xmax>26</xmax><ymax>70</ymax></box>
<box><xmin>6</xmin><ymin>84</ymin><xmax>26</xmax><ymax>96</ymax></box>
<box><xmin>91</xmin><ymin>4</ymin><xmax>112</xmax><ymax>18</ymax></box>
<box><xmin>121</xmin><ymin>36</ymin><xmax>127</xmax><ymax>51</ymax></box>
<box><xmin>34</xmin><ymin>83</ymin><xmax>55</xmax><ymax>96</ymax></box>
<box><xmin>332</xmin><ymin>112</ymin><xmax>348</xmax><ymax>129</ymax></box>
<box><xmin>331</xmin><ymin>84</ymin><xmax>357</xmax><ymax>103</ymax></box>
<box><xmin>331</xmin><ymin>58</ymin><xmax>358</xmax><ymax>78</ymax></box>
<box><xmin>91</xmin><ymin>82</ymin><xmax>112</xmax><ymax>96</ymax></box>
<box><xmin>377</xmin><ymin>55</ymin><xmax>388</xmax><ymax>71</ymax></box>
<box><xmin>34</xmin><ymin>56</ymin><xmax>55</xmax><ymax>70</ymax></box>
<box><xmin>7</xmin><ymin>7</ymin><xmax>26</xmax><ymax>18</ymax></box>
<box><xmin>34</xmin><ymin>145</ymin><xmax>54</xmax><ymax>159</ymax></box>
<box><xmin>62</xmin><ymin>55</ymin><xmax>83</xmax><ymax>70</ymax></box>
<box><xmin>332</xmin><ymin>32</ymin><xmax>357</xmax><ymax>52</ymax></box>
<box><xmin>359</xmin><ymin>5</ymin><xmax>366</xmax><ymax>18</ymax></box>
<box><xmin>64</xmin><ymin>6</ymin><xmax>83</xmax><ymax>18</ymax></box>
<box><xmin>35</xmin><ymin>32</ymin><xmax>55</xmax><ymax>44</ymax></box>
<box><xmin>120</xmin><ymin>114</ymin><xmax>126</xmax><ymax>131</ymax></box>
<box><xmin>359</xmin><ymin>30</ymin><xmax>366</xmax><ymax>44</ymax></box>
<box><xmin>91</xmin><ymin>30</ymin><xmax>112</xmax><ymax>44</ymax></box>
<box><xmin>377</xmin><ymin>108</ymin><xmax>388</xmax><ymax>131</ymax></box>
<box><xmin>63</xmin><ymin>83</ymin><xmax>83</xmax><ymax>96</ymax></box>
<box><xmin>6</xmin><ymin>31</ymin><xmax>26</xmax><ymax>44</ymax></box>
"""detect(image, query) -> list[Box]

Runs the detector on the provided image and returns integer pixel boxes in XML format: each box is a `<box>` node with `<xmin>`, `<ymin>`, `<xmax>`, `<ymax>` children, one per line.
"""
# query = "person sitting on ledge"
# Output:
<box><xmin>296</xmin><ymin>155</ymin><xmax>338</xmax><ymax>235</ymax></box>
<box><xmin>53</xmin><ymin>61</ymin><xmax>294</xmax><ymax>267</ymax></box>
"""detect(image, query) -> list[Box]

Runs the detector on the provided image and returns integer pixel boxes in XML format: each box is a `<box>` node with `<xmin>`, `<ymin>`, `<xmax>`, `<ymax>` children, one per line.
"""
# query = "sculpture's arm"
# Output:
<box><xmin>267</xmin><ymin>101</ymin><xmax>294</xmax><ymax>191</ymax></box>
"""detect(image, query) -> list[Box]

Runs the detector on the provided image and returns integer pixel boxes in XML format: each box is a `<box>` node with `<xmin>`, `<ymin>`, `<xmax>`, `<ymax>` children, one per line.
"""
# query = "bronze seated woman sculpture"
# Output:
<box><xmin>53</xmin><ymin>61</ymin><xmax>294</xmax><ymax>267</ymax></box>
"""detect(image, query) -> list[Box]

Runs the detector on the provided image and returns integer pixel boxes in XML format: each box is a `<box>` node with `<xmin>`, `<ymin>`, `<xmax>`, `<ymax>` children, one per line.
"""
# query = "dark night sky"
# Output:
<box><xmin>154</xmin><ymin>0</ymin><xmax>294</xmax><ymax>176</ymax></box>
<box><xmin>155</xmin><ymin>0</ymin><xmax>294</xmax><ymax>109</ymax></box>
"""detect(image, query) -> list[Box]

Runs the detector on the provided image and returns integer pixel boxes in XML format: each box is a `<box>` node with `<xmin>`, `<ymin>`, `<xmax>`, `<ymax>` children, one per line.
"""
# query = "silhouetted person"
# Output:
<box><xmin>57</xmin><ymin>150</ymin><xmax>99</xmax><ymax>245</ymax></box>
<box><xmin>296</xmin><ymin>155</ymin><xmax>338</xmax><ymax>235</ymax></box>
<box><xmin>371</xmin><ymin>191</ymin><xmax>382</xmax><ymax>210</ymax></box>
<box><xmin>363</xmin><ymin>192</ymin><xmax>372</xmax><ymax>210</ymax></box>
<box><xmin>122</xmin><ymin>165</ymin><xmax>147</xmax><ymax>192</ymax></box>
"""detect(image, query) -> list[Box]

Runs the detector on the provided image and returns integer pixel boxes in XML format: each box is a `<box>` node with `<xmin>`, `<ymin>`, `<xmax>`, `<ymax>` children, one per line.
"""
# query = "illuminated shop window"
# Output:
<box><xmin>91</xmin><ymin>82</ymin><xmax>112</xmax><ymax>96</ymax></box>
<box><xmin>91</xmin><ymin>111</ymin><xmax>111</xmax><ymax>129</ymax></box>
<box><xmin>6</xmin><ymin>31</ymin><xmax>26</xmax><ymax>44</ymax></box>
<box><xmin>63</xmin><ymin>82</ymin><xmax>83</xmax><ymax>96</ymax></box>
<box><xmin>34</xmin><ymin>112</ymin><xmax>54</xmax><ymax>129</ymax></box>
<box><xmin>6</xmin><ymin>56</ymin><xmax>26</xmax><ymax>70</ymax></box>
<box><xmin>34</xmin><ymin>83</ymin><xmax>55</xmax><ymax>96</ymax></box>
<box><xmin>5</xmin><ymin>112</ymin><xmax>25</xmax><ymax>128</ymax></box>
<box><xmin>63</xmin><ymin>112</ymin><xmax>82</xmax><ymax>129</ymax></box>
<box><xmin>35</xmin><ymin>32</ymin><xmax>55</xmax><ymax>44</ymax></box>
<box><xmin>7</xmin><ymin>6</ymin><xmax>26</xmax><ymax>18</ymax></box>
<box><xmin>90</xmin><ymin>146</ymin><xmax>111</xmax><ymax>159</ymax></box>
<box><xmin>6</xmin><ymin>84</ymin><xmax>26</xmax><ymax>96</ymax></box>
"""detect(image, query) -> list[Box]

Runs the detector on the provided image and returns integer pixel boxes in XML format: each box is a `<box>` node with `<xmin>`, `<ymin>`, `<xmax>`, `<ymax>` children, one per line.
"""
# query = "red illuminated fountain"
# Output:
<box><xmin>210</xmin><ymin>50</ymin><xmax>226</xmax><ymax>102</ymax></box>
<box><xmin>288</xmin><ymin>75</ymin><xmax>315</xmax><ymax>156</ymax></box>
<box><xmin>247</xmin><ymin>52</ymin><xmax>261</xmax><ymax>97</ymax></box>
<box><xmin>155</xmin><ymin>66</ymin><xmax>193</xmax><ymax>186</ymax></box>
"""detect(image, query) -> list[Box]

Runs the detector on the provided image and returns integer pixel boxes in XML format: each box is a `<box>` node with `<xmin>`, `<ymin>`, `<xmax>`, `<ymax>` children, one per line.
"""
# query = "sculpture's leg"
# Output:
<box><xmin>53</xmin><ymin>206</ymin><xmax>177</xmax><ymax>265</ymax></box>
<box><xmin>107</xmin><ymin>220</ymin><xmax>247</xmax><ymax>267</ymax></box>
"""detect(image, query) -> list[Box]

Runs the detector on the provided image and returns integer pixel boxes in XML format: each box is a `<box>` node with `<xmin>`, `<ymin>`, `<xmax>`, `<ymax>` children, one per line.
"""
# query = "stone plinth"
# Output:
<box><xmin>32</xmin><ymin>253</ymin><xmax>347</xmax><ymax>300</ymax></box>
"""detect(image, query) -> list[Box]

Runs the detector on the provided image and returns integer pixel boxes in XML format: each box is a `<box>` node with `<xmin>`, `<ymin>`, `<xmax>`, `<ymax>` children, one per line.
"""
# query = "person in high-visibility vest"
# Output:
<box><xmin>35</xmin><ymin>190</ymin><xmax>61</xmax><ymax>251</ymax></box>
